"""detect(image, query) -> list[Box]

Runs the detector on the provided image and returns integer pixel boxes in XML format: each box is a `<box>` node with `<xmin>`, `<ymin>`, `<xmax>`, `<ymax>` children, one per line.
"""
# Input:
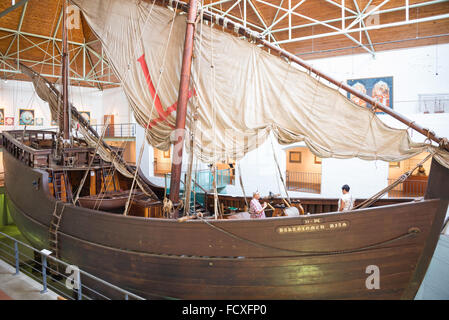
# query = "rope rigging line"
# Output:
<box><xmin>72</xmin><ymin>117</ymin><xmax>111</xmax><ymax>205</ymax></box>
<box><xmin>123</xmin><ymin>0</ymin><xmax>181</xmax><ymax>216</ymax></box>
<box><xmin>353</xmin><ymin>152</ymin><xmax>435</xmax><ymax>210</ymax></box>
<box><xmin>183</xmin><ymin>104</ymin><xmax>198</xmax><ymax>216</ymax></box>
<box><xmin>237</xmin><ymin>162</ymin><xmax>248</xmax><ymax>209</ymax></box>
<box><xmin>197</xmin><ymin>215</ymin><xmax>421</xmax><ymax>257</ymax></box>
<box><xmin>269</xmin><ymin>134</ymin><xmax>291</xmax><ymax>205</ymax></box>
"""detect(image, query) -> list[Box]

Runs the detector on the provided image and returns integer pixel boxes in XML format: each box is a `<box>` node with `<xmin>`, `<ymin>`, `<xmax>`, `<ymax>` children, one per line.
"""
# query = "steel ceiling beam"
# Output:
<box><xmin>0</xmin><ymin>0</ymin><xmax>30</xmax><ymax>19</ymax></box>
<box><xmin>273</xmin><ymin>12</ymin><xmax>449</xmax><ymax>45</ymax></box>
<box><xmin>204</xmin><ymin>0</ymin><xmax>448</xmax><ymax>46</ymax></box>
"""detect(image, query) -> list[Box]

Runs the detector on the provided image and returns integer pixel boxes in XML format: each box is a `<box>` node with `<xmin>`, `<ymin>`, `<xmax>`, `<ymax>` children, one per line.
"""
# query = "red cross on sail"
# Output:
<box><xmin>137</xmin><ymin>54</ymin><xmax>194</xmax><ymax>129</ymax></box>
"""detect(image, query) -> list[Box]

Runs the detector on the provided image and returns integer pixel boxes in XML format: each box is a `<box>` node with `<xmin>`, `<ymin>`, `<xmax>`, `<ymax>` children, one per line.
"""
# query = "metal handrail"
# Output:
<box><xmin>0</xmin><ymin>231</ymin><xmax>145</xmax><ymax>300</ymax></box>
<box><xmin>91</xmin><ymin>123</ymin><xmax>136</xmax><ymax>138</ymax></box>
<box><xmin>285</xmin><ymin>171</ymin><xmax>322</xmax><ymax>194</ymax></box>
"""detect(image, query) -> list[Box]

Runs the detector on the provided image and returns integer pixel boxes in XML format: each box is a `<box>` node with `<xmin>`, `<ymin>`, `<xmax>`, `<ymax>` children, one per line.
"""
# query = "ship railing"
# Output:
<box><xmin>387</xmin><ymin>178</ymin><xmax>428</xmax><ymax>198</ymax></box>
<box><xmin>286</xmin><ymin>171</ymin><xmax>322</xmax><ymax>194</ymax></box>
<box><xmin>0</xmin><ymin>231</ymin><xmax>145</xmax><ymax>300</ymax></box>
<box><xmin>1</xmin><ymin>131</ymin><xmax>54</xmax><ymax>168</ymax></box>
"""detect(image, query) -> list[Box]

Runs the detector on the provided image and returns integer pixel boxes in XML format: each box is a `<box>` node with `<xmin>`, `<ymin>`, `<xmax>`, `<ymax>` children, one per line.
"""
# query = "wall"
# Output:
<box><xmin>285</xmin><ymin>147</ymin><xmax>322</xmax><ymax>174</ymax></box>
<box><xmin>388</xmin><ymin>153</ymin><xmax>433</xmax><ymax>180</ymax></box>
<box><xmin>307</xmin><ymin>43</ymin><xmax>449</xmax><ymax>115</ymax></box>
<box><xmin>101</xmin><ymin>86</ymin><xmax>132</xmax><ymax>125</ymax></box>
<box><xmin>106</xmin><ymin>140</ymin><xmax>136</xmax><ymax>165</ymax></box>
<box><xmin>0</xmin><ymin>79</ymin><xmax>104</xmax><ymax>129</ymax></box>
<box><xmin>224</xmin><ymin>134</ymin><xmax>287</xmax><ymax>197</ymax></box>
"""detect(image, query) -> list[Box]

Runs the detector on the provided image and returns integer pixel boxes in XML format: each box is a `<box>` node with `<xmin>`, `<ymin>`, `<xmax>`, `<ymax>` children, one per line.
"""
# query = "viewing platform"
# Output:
<box><xmin>0</xmin><ymin>258</ymin><xmax>58</xmax><ymax>300</ymax></box>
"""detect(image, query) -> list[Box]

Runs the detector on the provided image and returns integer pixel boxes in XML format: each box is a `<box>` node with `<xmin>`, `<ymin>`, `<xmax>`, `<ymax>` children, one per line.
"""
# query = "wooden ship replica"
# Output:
<box><xmin>1</xmin><ymin>0</ymin><xmax>449</xmax><ymax>299</ymax></box>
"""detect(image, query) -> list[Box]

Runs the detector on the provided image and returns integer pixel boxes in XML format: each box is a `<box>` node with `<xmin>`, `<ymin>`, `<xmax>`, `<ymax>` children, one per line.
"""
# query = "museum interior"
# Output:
<box><xmin>0</xmin><ymin>0</ymin><xmax>448</xmax><ymax>302</ymax></box>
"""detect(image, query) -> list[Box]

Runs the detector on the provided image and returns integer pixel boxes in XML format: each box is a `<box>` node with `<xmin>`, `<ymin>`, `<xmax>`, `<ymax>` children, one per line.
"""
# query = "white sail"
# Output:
<box><xmin>72</xmin><ymin>0</ymin><xmax>449</xmax><ymax>167</ymax></box>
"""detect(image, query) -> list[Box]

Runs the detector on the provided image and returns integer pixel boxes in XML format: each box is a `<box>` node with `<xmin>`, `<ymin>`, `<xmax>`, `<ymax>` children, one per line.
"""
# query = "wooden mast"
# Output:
<box><xmin>168</xmin><ymin>0</ymin><xmax>198</xmax><ymax>217</ymax></box>
<box><xmin>61</xmin><ymin>0</ymin><xmax>70</xmax><ymax>141</ymax></box>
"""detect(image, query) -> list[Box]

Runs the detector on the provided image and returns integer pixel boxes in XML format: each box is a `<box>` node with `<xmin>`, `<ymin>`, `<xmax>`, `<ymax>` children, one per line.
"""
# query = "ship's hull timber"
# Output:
<box><xmin>3</xmin><ymin>150</ymin><xmax>448</xmax><ymax>299</ymax></box>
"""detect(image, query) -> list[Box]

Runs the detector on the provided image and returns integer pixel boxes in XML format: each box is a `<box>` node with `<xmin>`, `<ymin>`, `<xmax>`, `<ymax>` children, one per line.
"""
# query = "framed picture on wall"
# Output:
<box><xmin>289</xmin><ymin>151</ymin><xmax>301</xmax><ymax>163</ymax></box>
<box><xmin>389</xmin><ymin>161</ymin><xmax>400</xmax><ymax>168</ymax></box>
<box><xmin>347</xmin><ymin>76</ymin><xmax>393</xmax><ymax>114</ymax></box>
<box><xmin>80</xmin><ymin>111</ymin><xmax>91</xmax><ymax>124</ymax></box>
<box><xmin>314</xmin><ymin>155</ymin><xmax>322</xmax><ymax>164</ymax></box>
<box><xmin>51</xmin><ymin>119</ymin><xmax>58</xmax><ymax>126</ymax></box>
<box><xmin>163</xmin><ymin>149</ymin><xmax>171</xmax><ymax>159</ymax></box>
<box><xmin>0</xmin><ymin>108</ymin><xmax>4</xmax><ymax>125</ymax></box>
<box><xmin>5</xmin><ymin>117</ymin><xmax>14</xmax><ymax>126</ymax></box>
<box><xmin>19</xmin><ymin>109</ymin><xmax>35</xmax><ymax>125</ymax></box>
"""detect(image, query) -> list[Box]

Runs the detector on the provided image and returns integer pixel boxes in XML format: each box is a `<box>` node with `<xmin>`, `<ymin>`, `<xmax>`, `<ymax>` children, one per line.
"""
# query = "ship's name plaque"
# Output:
<box><xmin>277</xmin><ymin>220</ymin><xmax>350</xmax><ymax>234</ymax></box>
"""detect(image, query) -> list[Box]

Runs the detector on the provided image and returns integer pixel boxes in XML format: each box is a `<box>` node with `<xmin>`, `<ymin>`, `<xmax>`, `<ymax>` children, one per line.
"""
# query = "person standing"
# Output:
<box><xmin>249</xmin><ymin>192</ymin><xmax>267</xmax><ymax>218</ymax></box>
<box><xmin>338</xmin><ymin>184</ymin><xmax>354</xmax><ymax>212</ymax></box>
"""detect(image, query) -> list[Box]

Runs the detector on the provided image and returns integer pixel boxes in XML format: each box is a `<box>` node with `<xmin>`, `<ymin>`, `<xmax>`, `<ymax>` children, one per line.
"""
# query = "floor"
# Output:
<box><xmin>415</xmin><ymin>234</ymin><xmax>449</xmax><ymax>299</ymax></box>
<box><xmin>0</xmin><ymin>258</ymin><xmax>58</xmax><ymax>300</ymax></box>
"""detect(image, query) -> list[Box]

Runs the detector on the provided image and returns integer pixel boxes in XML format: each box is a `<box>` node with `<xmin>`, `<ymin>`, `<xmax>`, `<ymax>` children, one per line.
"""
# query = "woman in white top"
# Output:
<box><xmin>338</xmin><ymin>184</ymin><xmax>354</xmax><ymax>212</ymax></box>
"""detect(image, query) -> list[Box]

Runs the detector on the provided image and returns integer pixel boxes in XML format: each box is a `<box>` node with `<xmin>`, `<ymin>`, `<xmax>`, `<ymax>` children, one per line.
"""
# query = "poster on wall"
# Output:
<box><xmin>5</xmin><ymin>117</ymin><xmax>14</xmax><ymax>126</ymax></box>
<box><xmin>80</xmin><ymin>111</ymin><xmax>91</xmax><ymax>124</ymax></box>
<box><xmin>19</xmin><ymin>109</ymin><xmax>35</xmax><ymax>125</ymax></box>
<box><xmin>0</xmin><ymin>108</ymin><xmax>4</xmax><ymax>125</ymax></box>
<box><xmin>346</xmin><ymin>76</ymin><xmax>393</xmax><ymax>113</ymax></box>
<box><xmin>35</xmin><ymin>117</ymin><xmax>44</xmax><ymax>126</ymax></box>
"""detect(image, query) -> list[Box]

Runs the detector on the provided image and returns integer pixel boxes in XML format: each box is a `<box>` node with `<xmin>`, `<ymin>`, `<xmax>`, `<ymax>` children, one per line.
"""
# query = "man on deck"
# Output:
<box><xmin>338</xmin><ymin>184</ymin><xmax>354</xmax><ymax>212</ymax></box>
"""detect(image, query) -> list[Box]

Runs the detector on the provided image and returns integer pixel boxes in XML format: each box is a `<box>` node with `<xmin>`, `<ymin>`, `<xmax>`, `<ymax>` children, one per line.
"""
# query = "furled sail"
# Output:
<box><xmin>72</xmin><ymin>0</ymin><xmax>449</xmax><ymax>168</ymax></box>
<box><xmin>18</xmin><ymin>63</ymin><xmax>158</xmax><ymax>199</ymax></box>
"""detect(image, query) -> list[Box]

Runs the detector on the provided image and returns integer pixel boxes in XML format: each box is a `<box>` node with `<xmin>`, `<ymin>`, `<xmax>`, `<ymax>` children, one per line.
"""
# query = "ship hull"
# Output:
<box><xmin>3</xmin><ymin>150</ymin><xmax>448</xmax><ymax>299</ymax></box>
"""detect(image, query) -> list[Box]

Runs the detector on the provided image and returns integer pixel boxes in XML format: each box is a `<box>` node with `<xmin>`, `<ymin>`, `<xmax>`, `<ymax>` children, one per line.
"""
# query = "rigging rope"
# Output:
<box><xmin>270</xmin><ymin>134</ymin><xmax>291</xmax><ymax>205</ymax></box>
<box><xmin>197</xmin><ymin>215</ymin><xmax>420</xmax><ymax>257</ymax></box>
<box><xmin>123</xmin><ymin>1</ymin><xmax>180</xmax><ymax>216</ymax></box>
<box><xmin>354</xmin><ymin>152</ymin><xmax>435</xmax><ymax>210</ymax></box>
<box><xmin>183</xmin><ymin>104</ymin><xmax>198</xmax><ymax>216</ymax></box>
<box><xmin>237</xmin><ymin>162</ymin><xmax>248</xmax><ymax>209</ymax></box>
<box><xmin>72</xmin><ymin>117</ymin><xmax>111</xmax><ymax>205</ymax></box>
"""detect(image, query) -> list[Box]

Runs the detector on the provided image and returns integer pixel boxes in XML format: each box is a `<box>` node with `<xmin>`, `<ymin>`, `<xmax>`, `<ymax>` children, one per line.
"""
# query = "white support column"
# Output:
<box><xmin>406</xmin><ymin>0</ymin><xmax>409</xmax><ymax>21</ymax></box>
<box><xmin>288</xmin><ymin>0</ymin><xmax>292</xmax><ymax>40</ymax></box>
<box><xmin>244</xmin><ymin>0</ymin><xmax>247</xmax><ymax>28</ymax></box>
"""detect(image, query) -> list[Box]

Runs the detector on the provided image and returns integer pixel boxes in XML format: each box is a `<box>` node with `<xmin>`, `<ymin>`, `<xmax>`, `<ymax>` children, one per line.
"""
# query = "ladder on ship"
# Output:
<box><xmin>48</xmin><ymin>201</ymin><xmax>65</xmax><ymax>261</ymax></box>
<box><xmin>101</xmin><ymin>168</ymin><xmax>117</xmax><ymax>192</ymax></box>
<box><xmin>48</xmin><ymin>171</ymin><xmax>72</xmax><ymax>265</ymax></box>
<box><xmin>52</xmin><ymin>171</ymin><xmax>73</xmax><ymax>202</ymax></box>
